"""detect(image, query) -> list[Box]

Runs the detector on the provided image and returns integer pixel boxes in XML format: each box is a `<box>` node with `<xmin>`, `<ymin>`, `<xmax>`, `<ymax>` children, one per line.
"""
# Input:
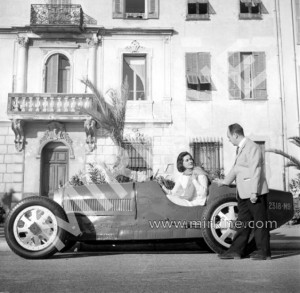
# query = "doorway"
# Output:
<box><xmin>41</xmin><ymin>142</ymin><xmax>69</xmax><ymax>197</ymax></box>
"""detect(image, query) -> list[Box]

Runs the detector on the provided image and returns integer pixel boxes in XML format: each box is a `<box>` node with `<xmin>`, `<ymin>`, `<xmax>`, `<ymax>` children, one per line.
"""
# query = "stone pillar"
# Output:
<box><xmin>163</xmin><ymin>36</ymin><xmax>171</xmax><ymax>98</ymax></box>
<box><xmin>86</xmin><ymin>34</ymin><xmax>99</xmax><ymax>88</ymax></box>
<box><xmin>16</xmin><ymin>36</ymin><xmax>29</xmax><ymax>93</ymax></box>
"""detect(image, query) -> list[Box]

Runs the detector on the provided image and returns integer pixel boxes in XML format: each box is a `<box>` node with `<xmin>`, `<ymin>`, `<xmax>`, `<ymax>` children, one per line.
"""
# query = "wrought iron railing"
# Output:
<box><xmin>190</xmin><ymin>137</ymin><xmax>224</xmax><ymax>174</ymax></box>
<box><xmin>30</xmin><ymin>4</ymin><xmax>83</xmax><ymax>26</ymax></box>
<box><xmin>7</xmin><ymin>93</ymin><xmax>96</xmax><ymax>116</ymax></box>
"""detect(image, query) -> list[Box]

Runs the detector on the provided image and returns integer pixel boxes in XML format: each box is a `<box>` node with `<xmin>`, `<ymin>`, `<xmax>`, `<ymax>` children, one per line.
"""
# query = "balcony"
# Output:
<box><xmin>7</xmin><ymin>93</ymin><xmax>96</xmax><ymax>121</ymax></box>
<box><xmin>30</xmin><ymin>4</ymin><xmax>83</xmax><ymax>33</ymax></box>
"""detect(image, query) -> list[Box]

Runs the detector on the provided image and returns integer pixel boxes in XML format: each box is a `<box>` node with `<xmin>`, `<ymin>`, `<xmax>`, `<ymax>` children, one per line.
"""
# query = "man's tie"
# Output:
<box><xmin>236</xmin><ymin>147</ymin><xmax>240</xmax><ymax>156</ymax></box>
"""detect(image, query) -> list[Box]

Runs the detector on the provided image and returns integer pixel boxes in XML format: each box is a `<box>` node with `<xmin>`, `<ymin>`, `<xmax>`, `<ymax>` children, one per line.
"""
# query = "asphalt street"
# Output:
<box><xmin>0</xmin><ymin>224</ymin><xmax>299</xmax><ymax>293</ymax></box>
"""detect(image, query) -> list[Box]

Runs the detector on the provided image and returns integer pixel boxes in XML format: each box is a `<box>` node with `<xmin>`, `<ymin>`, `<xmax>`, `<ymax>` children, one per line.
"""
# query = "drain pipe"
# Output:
<box><xmin>291</xmin><ymin>0</ymin><xmax>300</xmax><ymax>136</ymax></box>
<box><xmin>275</xmin><ymin>0</ymin><xmax>287</xmax><ymax>191</ymax></box>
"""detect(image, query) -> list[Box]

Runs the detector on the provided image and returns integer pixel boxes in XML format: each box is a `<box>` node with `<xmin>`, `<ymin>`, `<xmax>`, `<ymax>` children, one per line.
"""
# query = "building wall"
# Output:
<box><xmin>0</xmin><ymin>0</ymin><xmax>299</xmax><ymax>202</ymax></box>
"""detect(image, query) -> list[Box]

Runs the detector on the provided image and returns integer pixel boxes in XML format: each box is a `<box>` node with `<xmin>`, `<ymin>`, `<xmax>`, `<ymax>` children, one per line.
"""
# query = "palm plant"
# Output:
<box><xmin>267</xmin><ymin>137</ymin><xmax>300</xmax><ymax>170</ymax></box>
<box><xmin>80</xmin><ymin>78</ymin><xmax>129</xmax><ymax>147</ymax></box>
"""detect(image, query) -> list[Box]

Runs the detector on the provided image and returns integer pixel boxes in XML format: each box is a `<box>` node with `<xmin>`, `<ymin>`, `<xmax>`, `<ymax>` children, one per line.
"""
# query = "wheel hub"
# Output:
<box><xmin>28</xmin><ymin>222</ymin><xmax>42</xmax><ymax>235</ymax></box>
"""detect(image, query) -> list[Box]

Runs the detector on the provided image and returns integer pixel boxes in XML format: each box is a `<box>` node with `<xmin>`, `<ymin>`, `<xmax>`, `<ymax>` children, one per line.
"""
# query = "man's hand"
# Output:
<box><xmin>214</xmin><ymin>178</ymin><xmax>225</xmax><ymax>187</ymax></box>
<box><xmin>250</xmin><ymin>193</ymin><xmax>258</xmax><ymax>204</ymax></box>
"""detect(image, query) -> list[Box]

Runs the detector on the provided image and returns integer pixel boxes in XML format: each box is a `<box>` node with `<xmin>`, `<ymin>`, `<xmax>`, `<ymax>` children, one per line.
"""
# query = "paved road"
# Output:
<box><xmin>0</xmin><ymin>224</ymin><xmax>299</xmax><ymax>293</ymax></box>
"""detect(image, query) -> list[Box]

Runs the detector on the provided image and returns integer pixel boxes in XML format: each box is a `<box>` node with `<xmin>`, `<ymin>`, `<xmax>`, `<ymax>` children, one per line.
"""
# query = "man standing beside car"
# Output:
<box><xmin>216</xmin><ymin>123</ymin><xmax>271</xmax><ymax>260</ymax></box>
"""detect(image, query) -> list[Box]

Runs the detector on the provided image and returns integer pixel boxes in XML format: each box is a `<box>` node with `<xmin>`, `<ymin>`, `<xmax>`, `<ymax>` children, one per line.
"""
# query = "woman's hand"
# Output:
<box><xmin>191</xmin><ymin>173</ymin><xmax>198</xmax><ymax>181</ymax></box>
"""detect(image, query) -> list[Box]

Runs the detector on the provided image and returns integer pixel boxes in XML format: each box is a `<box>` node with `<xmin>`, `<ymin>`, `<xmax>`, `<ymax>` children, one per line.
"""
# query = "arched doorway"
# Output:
<box><xmin>40</xmin><ymin>142</ymin><xmax>69</xmax><ymax>197</ymax></box>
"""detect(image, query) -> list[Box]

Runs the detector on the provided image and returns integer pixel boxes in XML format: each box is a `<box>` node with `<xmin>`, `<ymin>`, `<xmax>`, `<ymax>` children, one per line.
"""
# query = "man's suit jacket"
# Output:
<box><xmin>223</xmin><ymin>138</ymin><xmax>269</xmax><ymax>199</ymax></box>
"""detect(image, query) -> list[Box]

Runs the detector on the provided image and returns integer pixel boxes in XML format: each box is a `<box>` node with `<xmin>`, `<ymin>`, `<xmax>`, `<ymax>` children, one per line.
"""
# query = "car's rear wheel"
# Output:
<box><xmin>201</xmin><ymin>194</ymin><xmax>256</xmax><ymax>255</ymax></box>
<box><xmin>5</xmin><ymin>197</ymin><xmax>69</xmax><ymax>259</ymax></box>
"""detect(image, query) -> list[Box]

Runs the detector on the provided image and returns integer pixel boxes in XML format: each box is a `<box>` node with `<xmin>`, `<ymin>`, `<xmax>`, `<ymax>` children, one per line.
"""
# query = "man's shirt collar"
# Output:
<box><xmin>238</xmin><ymin>137</ymin><xmax>246</xmax><ymax>149</ymax></box>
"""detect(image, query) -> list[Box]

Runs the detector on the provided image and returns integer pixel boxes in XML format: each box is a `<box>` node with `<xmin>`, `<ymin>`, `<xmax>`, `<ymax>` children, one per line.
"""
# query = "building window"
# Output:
<box><xmin>113</xmin><ymin>0</ymin><xmax>159</xmax><ymax>19</ymax></box>
<box><xmin>191</xmin><ymin>138</ymin><xmax>223</xmax><ymax>176</ymax></box>
<box><xmin>123</xmin><ymin>56</ymin><xmax>146</xmax><ymax>101</ymax></box>
<box><xmin>228</xmin><ymin>52</ymin><xmax>267</xmax><ymax>100</ymax></box>
<box><xmin>239</xmin><ymin>0</ymin><xmax>268</xmax><ymax>20</ymax></box>
<box><xmin>122</xmin><ymin>141</ymin><xmax>152</xmax><ymax>178</ymax></box>
<box><xmin>186</xmin><ymin>0</ymin><xmax>215</xmax><ymax>20</ymax></box>
<box><xmin>45</xmin><ymin>54</ymin><xmax>70</xmax><ymax>93</ymax></box>
<box><xmin>186</xmin><ymin>52</ymin><xmax>213</xmax><ymax>100</ymax></box>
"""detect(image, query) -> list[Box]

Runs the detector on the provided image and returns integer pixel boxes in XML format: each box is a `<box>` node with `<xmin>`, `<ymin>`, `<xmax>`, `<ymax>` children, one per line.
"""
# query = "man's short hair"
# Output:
<box><xmin>228</xmin><ymin>123</ymin><xmax>244</xmax><ymax>136</ymax></box>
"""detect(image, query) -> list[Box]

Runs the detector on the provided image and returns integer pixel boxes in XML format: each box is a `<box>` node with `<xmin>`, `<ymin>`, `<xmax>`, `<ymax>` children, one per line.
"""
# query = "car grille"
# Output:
<box><xmin>63</xmin><ymin>198</ymin><xmax>134</xmax><ymax>214</ymax></box>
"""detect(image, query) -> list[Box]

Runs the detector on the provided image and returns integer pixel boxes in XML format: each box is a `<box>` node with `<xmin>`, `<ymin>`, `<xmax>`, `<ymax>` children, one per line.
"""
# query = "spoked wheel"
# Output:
<box><xmin>201</xmin><ymin>194</ymin><xmax>256</xmax><ymax>254</ymax></box>
<box><xmin>5</xmin><ymin>197</ymin><xmax>69</xmax><ymax>259</ymax></box>
<box><xmin>210</xmin><ymin>201</ymin><xmax>238</xmax><ymax>249</ymax></box>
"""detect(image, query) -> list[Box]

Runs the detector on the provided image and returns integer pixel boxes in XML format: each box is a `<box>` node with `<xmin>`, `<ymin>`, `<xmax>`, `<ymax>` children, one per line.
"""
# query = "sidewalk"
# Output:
<box><xmin>0</xmin><ymin>223</ymin><xmax>299</xmax><ymax>253</ymax></box>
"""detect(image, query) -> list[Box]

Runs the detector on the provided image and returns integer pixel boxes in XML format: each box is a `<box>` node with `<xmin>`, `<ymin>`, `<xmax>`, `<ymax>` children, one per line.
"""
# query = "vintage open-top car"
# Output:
<box><xmin>4</xmin><ymin>181</ymin><xmax>294</xmax><ymax>259</ymax></box>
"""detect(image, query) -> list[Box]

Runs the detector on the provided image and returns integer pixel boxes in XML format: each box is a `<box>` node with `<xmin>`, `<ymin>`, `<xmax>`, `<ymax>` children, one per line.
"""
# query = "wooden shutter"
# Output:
<box><xmin>253</xmin><ymin>52</ymin><xmax>267</xmax><ymax>99</ymax></box>
<box><xmin>148</xmin><ymin>0</ymin><xmax>159</xmax><ymax>19</ymax></box>
<box><xmin>208</xmin><ymin>1</ymin><xmax>216</xmax><ymax>14</ymax></box>
<box><xmin>228</xmin><ymin>52</ymin><xmax>241</xmax><ymax>99</ymax></box>
<box><xmin>45</xmin><ymin>54</ymin><xmax>59</xmax><ymax>93</ymax></box>
<box><xmin>113</xmin><ymin>0</ymin><xmax>124</xmax><ymax>19</ymax></box>
<box><xmin>198</xmin><ymin>53</ymin><xmax>211</xmax><ymax>83</ymax></box>
<box><xmin>58</xmin><ymin>56</ymin><xmax>70</xmax><ymax>93</ymax></box>
<box><xmin>186</xmin><ymin>53</ymin><xmax>199</xmax><ymax>85</ymax></box>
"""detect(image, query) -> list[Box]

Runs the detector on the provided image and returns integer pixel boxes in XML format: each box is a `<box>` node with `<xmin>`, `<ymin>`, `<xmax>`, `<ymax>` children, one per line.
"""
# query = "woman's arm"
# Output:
<box><xmin>192</xmin><ymin>174</ymin><xmax>208</xmax><ymax>197</ymax></box>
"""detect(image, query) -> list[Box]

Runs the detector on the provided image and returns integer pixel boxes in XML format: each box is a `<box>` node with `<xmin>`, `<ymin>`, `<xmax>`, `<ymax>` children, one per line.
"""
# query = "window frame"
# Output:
<box><xmin>113</xmin><ymin>0</ymin><xmax>159</xmax><ymax>20</ymax></box>
<box><xmin>228</xmin><ymin>51</ymin><xmax>267</xmax><ymax>101</ymax></box>
<box><xmin>186</xmin><ymin>0</ymin><xmax>214</xmax><ymax>21</ymax></box>
<box><xmin>122</xmin><ymin>140</ymin><xmax>153</xmax><ymax>179</ymax></box>
<box><xmin>44</xmin><ymin>53</ymin><xmax>71</xmax><ymax>94</ymax></box>
<box><xmin>239</xmin><ymin>0</ymin><xmax>264</xmax><ymax>20</ymax></box>
<box><xmin>190</xmin><ymin>139</ymin><xmax>224</xmax><ymax>176</ymax></box>
<box><xmin>122</xmin><ymin>54</ymin><xmax>147</xmax><ymax>101</ymax></box>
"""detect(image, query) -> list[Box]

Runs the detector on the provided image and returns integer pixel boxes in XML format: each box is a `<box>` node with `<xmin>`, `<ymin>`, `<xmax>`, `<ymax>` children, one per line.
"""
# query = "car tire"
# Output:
<box><xmin>201</xmin><ymin>194</ymin><xmax>256</xmax><ymax>255</ymax></box>
<box><xmin>5</xmin><ymin>196</ymin><xmax>69</xmax><ymax>259</ymax></box>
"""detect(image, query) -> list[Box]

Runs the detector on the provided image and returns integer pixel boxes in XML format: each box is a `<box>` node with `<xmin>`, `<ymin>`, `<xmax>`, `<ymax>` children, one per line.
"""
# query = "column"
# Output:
<box><xmin>86</xmin><ymin>34</ymin><xmax>99</xmax><ymax>88</ymax></box>
<box><xmin>16</xmin><ymin>36</ymin><xmax>29</xmax><ymax>93</ymax></box>
<box><xmin>163</xmin><ymin>36</ymin><xmax>171</xmax><ymax>98</ymax></box>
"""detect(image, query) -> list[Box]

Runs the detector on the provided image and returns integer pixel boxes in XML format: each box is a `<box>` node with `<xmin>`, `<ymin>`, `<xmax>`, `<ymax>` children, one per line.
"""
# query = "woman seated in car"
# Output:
<box><xmin>161</xmin><ymin>152</ymin><xmax>209</xmax><ymax>207</ymax></box>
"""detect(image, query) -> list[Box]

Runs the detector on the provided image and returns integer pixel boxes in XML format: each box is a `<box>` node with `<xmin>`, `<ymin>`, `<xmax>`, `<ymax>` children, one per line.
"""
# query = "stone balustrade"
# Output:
<box><xmin>7</xmin><ymin>93</ymin><xmax>96</xmax><ymax>120</ymax></box>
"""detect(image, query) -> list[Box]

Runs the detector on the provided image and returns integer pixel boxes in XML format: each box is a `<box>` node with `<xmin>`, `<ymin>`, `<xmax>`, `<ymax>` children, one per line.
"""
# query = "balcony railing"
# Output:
<box><xmin>7</xmin><ymin>93</ymin><xmax>96</xmax><ymax>121</ymax></box>
<box><xmin>30</xmin><ymin>4</ymin><xmax>83</xmax><ymax>32</ymax></box>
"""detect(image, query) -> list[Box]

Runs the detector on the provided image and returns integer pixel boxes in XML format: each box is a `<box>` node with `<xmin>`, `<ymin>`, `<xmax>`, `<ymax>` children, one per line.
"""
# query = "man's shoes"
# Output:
<box><xmin>250</xmin><ymin>253</ymin><xmax>271</xmax><ymax>260</ymax></box>
<box><xmin>218</xmin><ymin>252</ymin><xmax>241</xmax><ymax>260</ymax></box>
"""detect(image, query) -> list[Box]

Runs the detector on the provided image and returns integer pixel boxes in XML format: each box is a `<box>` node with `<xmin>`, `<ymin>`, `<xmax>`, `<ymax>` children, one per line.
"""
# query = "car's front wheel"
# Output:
<box><xmin>201</xmin><ymin>194</ymin><xmax>256</xmax><ymax>255</ymax></box>
<box><xmin>5</xmin><ymin>197</ymin><xmax>69</xmax><ymax>259</ymax></box>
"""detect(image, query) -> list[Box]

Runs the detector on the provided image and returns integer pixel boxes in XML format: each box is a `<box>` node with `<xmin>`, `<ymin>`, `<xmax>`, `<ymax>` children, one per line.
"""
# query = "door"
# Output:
<box><xmin>41</xmin><ymin>143</ymin><xmax>69</xmax><ymax>197</ymax></box>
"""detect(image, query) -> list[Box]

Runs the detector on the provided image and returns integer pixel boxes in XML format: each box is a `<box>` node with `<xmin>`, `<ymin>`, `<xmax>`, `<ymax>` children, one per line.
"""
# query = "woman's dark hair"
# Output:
<box><xmin>177</xmin><ymin>152</ymin><xmax>194</xmax><ymax>173</ymax></box>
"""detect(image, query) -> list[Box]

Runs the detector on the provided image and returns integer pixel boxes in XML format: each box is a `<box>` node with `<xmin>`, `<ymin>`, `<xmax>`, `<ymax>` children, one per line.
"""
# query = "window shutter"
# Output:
<box><xmin>228</xmin><ymin>52</ymin><xmax>241</xmax><ymax>99</ymax></box>
<box><xmin>198</xmin><ymin>53</ymin><xmax>211</xmax><ymax>83</ymax></box>
<box><xmin>208</xmin><ymin>2</ymin><xmax>216</xmax><ymax>14</ymax></box>
<box><xmin>45</xmin><ymin>54</ymin><xmax>59</xmax><ymax>93</ymax></box>
<box><xmin>186</xmin><ymin>53</ymin><xmax>199</xmax><ymax>85</ymax></box>
<box><xmin>253</xmin><ymin>52</ymin><xmax>267</xmax><ymax>99</ymax></box>
<box><xmin>148</xmin><ymin>0</ymin><xmax>159</xmax><ymax>19</ymax></box>
<box><xmin>113</xmin><ymin>0</ymin><xmax>124</xmax><ymax>19</ymax></box>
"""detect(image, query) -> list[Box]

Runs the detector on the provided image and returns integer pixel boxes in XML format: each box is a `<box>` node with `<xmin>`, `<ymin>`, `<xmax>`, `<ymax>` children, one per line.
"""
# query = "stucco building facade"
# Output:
<box><xmin>0</xmin><ymin>0</ymin><xmax>299</xmax><ymax>203</ymax></box>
